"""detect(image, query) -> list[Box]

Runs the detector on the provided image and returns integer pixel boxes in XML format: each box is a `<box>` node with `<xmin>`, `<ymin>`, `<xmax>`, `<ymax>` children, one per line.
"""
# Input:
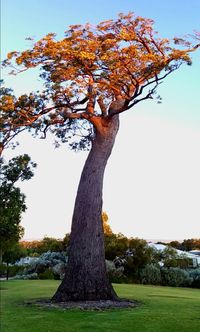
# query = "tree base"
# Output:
<box><xmin>51</xmin><ymin>275</ymin><xmax>118</xmax><ymax>302</ymax></box>
<box><xmin>33</xmin><ymin>299</ymin><xmax>138</xmax><ymax>311</ymax></box>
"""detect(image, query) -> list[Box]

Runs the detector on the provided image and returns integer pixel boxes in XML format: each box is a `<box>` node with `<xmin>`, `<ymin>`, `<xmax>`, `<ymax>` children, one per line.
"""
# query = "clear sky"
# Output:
<box><xmin>1</xmin><ymin>0</ymin><xmax>200</xmax><ymax>240</ymax></box>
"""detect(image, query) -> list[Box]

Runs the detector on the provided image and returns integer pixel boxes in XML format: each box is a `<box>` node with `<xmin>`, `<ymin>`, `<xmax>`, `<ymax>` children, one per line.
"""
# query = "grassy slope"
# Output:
<box><xmin>1</xmin><ymin>280</ymin><xmax>200</xmax><ymax>332</ymax></box>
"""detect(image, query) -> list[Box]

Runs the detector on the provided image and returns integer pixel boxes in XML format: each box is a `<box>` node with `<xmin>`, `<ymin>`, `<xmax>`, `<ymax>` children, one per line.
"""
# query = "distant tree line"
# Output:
<box><xmin>1</xmin><ymin>226</ymin><xmax>200</xmax><ymax>288</ymax></box>
<box><xmin>158</xmin><ymin>239</ymin><xmax>200</xmax><ymax>252</ymax></box>
<box><xmin>10</xmin><ymin>225</ymin><xmax>200</xmax><ymax>261</ymax></box>
<box><xmin>3</xmin><ymin>231</ymin><xmax>199</xmax><ymax>288</ymax></box>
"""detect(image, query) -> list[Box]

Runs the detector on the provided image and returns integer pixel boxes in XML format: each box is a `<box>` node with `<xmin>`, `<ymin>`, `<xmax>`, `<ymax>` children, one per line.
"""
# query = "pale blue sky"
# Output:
<box><xmin>1</xmin><ymin>0</ymin><xmax>200</xmax><ymax>240</ymax></box>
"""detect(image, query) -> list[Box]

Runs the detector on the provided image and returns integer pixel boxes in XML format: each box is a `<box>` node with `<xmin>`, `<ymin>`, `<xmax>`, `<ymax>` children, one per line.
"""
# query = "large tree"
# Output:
<box><xmin>1</xmin><ymin>13</ymin><xmax>199</xmax><ymax>301</ymax></box>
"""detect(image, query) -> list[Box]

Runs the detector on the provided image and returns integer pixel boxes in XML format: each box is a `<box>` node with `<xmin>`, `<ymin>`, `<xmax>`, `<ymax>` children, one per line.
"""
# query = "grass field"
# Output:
<box><xmin>1</xmin><ymin>280</ymin><xmax>200</xmax><ymax>332</ymax></box>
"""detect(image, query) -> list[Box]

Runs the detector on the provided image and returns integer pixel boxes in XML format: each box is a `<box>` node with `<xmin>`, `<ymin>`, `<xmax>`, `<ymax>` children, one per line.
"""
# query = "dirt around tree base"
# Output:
<box><xmin>27</xmin><ymin>299</ymin><xmax>138</xmax><ymax>311</ymax></box>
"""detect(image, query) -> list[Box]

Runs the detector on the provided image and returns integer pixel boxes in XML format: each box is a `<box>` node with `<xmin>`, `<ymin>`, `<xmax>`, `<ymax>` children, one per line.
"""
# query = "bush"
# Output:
<box><xmin>188</xmin><ymin>268</ymin><xmax>200</xmax><ymax>288</ymax></box>
<box><xmin>161</xmin><ymin>267</ymin><xmax>192</xmax><ymax>287</ymax></box>
<box><xmin>140</xmin><ymin>264</ymin><xmax>162</xmax><ymax>285</ymax></box>
<box><xmin>105</xmin><ymin>234</ymin><xmax>129</xmax><ymax>260</ymax></box>
<box><xmin>0</xmin><ymin>264</ymin><xmax>26</xmax><ymax>278</ymax></box>
<box><xmin>106</xmin><ymin>260</ymin><xmax>127</xmax><ymax>283</ymax></box>
<box><xmin>52</xmin><ymin>263</ymin><xmax>66</xmax><ymax>280</ymax></box>
<box><xmin>0</xmin><ymin>264</ymin><xmax>6</xmax><ymax>277</ymax></box>
<box><xmin>8</xmin><ymin>265</ymin><xmax>26</xmax><ymax>277</ymax></box>
<box><xmin>32</xmin><ymin>251</ymin><xmax>67</xmax><ymax>274</ymax></box>
<box><xmin>38</xmin><ymin>251</ymin><xmax>67</xmax><ymax>264</ymax></box>
<box><xmin>38</xmin><ymin>268</ymin><xmax>54</xmax><ymax>280</ymax></box>
<box><xmin>15</xmin><ymin>272</ymin><xmax>39</xmax><ymax>280</ymax></box>
<box><xmin>14</xmin><ymin>251</ymin><xmax>68</xmax><ymax>280</ymax></box>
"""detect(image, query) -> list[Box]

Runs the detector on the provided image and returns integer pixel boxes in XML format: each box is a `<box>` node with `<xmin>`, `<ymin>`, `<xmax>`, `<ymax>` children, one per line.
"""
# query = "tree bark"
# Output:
<box><xmin>52</xmin><ymin>115</ymin><xmax>120</xmax><ymax>302</ymax></box>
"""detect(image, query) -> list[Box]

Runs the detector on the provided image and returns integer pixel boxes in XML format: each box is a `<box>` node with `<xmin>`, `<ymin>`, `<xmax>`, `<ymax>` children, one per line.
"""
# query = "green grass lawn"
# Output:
<box><xmin>1</xmin><ymin>280</ymin><xmax>200</xmax><ymax>332</ymax></box>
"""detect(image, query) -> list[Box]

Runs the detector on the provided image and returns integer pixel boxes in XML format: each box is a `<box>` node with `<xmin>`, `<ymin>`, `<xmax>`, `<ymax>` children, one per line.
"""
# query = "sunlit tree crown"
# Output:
<box><xmin>1</xmin><ymin>13</ymin><xmax>199</xmax><ymax>153</ymax></box>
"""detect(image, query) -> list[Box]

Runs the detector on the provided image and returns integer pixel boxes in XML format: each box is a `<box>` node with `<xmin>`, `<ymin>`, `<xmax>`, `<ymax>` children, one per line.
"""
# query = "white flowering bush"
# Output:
<box><xmin>15</xmin><ymin>251</ymin><xmax>68</xmax><ymax>280</ymax></box>
<box><xmin>15</xmin><ymin>272</ymin><xmax>39</xmax><ymax>280</ymax></box>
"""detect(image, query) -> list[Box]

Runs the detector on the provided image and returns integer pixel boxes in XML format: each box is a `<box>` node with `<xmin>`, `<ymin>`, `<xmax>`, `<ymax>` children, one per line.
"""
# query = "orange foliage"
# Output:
<box><xmin>102</xmin><ymin>212</ymin><xmax>112</xmax><ymax>235</ymax></box>
<box><xmin>1</xmin><ymin>13</ymin><xmax>199</xmax><ymax>153</ymax></box>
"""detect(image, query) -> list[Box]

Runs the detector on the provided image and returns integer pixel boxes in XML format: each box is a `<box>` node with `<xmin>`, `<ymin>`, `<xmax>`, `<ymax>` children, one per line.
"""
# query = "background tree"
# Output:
<box><xmin>20</xmin><ymin>234</ymin><xmax>70</xmax><ymax>256</ymax></box>
<box><xmin>0</xmin><ymin>154</ymin><xmax>36</xmax><ymax>263</ymax></box>
<box><xmin>105</xmin><ymin>233</ymin><xmax>129</xmax><ymax>260</ymax></box>
<box><xmin>2</xmin><ymin>243</ymin><xmax>27</xmax><ymax>280</ymax></box>
<box><xmin>2</xmin><ymin>13</ymin><xmax>199</xmax><ymax>302</ymax></box>
<box><xmin>37</xmin><ymin>237</ymin><xmax>65</xmax><ymax>253</ymax></box>
<box><xmin>181</xmin><ymin>239</ymin><xmax>200</xmax><ymax>251</ymax></box>
<box><xmin>62</xmin><ymin>233</ymin><xmax>70</xmax><ymax>251</ymax></box>
<box><xmin>168</xmin><ymin>240</ymin><xmax>182</xmax><ymax>250</ymax></box>
<box><xmin>112</xmin><ymin>238</ymin><xmax>158</xmax><ymax>282</ymax></box>
<box><xmin>125</xmin><ymin>238</ymin><xmax>154</xmax><ymax>279</ymax></box>
<box><xmin>160</xmin><ymin>239</ymin><xmax>200</xmax><ymax>251</ymax></box>
<box><xmin>20</xmin><ymin>240</ymin><xmax>42</xmax><ymax>256</ymax></box>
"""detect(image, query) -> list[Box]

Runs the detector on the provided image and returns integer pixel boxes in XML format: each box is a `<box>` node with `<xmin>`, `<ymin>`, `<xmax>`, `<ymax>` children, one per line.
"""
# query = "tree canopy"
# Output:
<box><xmin>1</xmin><ymin>13</ymin><xmax>199</xmax><ymax>154</ymax></box>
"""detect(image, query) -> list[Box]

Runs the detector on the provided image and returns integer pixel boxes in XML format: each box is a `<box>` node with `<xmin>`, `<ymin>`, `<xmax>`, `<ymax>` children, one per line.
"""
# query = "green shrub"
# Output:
<box><xmin>161</xmin><ymin>267</ymin><xmax>192</xmax><ymax>287</ymax></box>
<box><xmin>38</xmin><ymin>268</ymin><xmax>54</xmax><ymax>280</ymax></box>
<box><xmin>106</xmin><ymin>260</ymin><xmax>127</xmax><ymax>283</ymax></box>
<box><xmin>140</xmin><ymin>264</ymin><xmax>162</xmax><ymax>285</ymax></box>
<box><xmin>8</xmin><ymin>265</ymin><xmax>26</xmax><ymax>277</ymax></box>
<box><xmin>188</xmin><ymin>268</ymin><xmax>200</xmax><ymax>288</ymax></box>
<box><xmin>0</xmin><ymin>264</ymin><xmax>26</xmax><ymax>278</ymax></box>
<box><xmin>0</xmin><ymin>264</ymin><xmax>6</xmax><ymax>276</ymax></box>
<box><xmin>52</xmin><ymin>263</ymin><xmax>66</xmax><ymax>280</ymax></box>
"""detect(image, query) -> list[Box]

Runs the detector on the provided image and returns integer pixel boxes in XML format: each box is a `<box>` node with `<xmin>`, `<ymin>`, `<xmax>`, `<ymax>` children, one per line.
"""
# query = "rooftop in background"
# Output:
<box><xmin>189</xmin><ymin>250</ymin><xmax>200</xmax><ymax>256</ymax></box>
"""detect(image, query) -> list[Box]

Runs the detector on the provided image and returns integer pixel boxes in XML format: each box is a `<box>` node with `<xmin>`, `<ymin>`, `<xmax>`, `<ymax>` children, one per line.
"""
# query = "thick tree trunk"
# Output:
<box><xmin>52</xmin><ymin>115</ymin><xmax>119</xmax><ymax>302</ymax></box>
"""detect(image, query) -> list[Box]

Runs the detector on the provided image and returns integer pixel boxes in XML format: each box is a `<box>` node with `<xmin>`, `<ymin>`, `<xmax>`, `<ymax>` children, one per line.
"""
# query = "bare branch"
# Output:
<box><xmin>0</xmin><ymin>127</ymin><xmax>27</xmax><ymax>156</ymax></box>
<box><xmin>127</xmin><ymin>83</ymin><xmax>159</xmax><ymax>110</ymax></box>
